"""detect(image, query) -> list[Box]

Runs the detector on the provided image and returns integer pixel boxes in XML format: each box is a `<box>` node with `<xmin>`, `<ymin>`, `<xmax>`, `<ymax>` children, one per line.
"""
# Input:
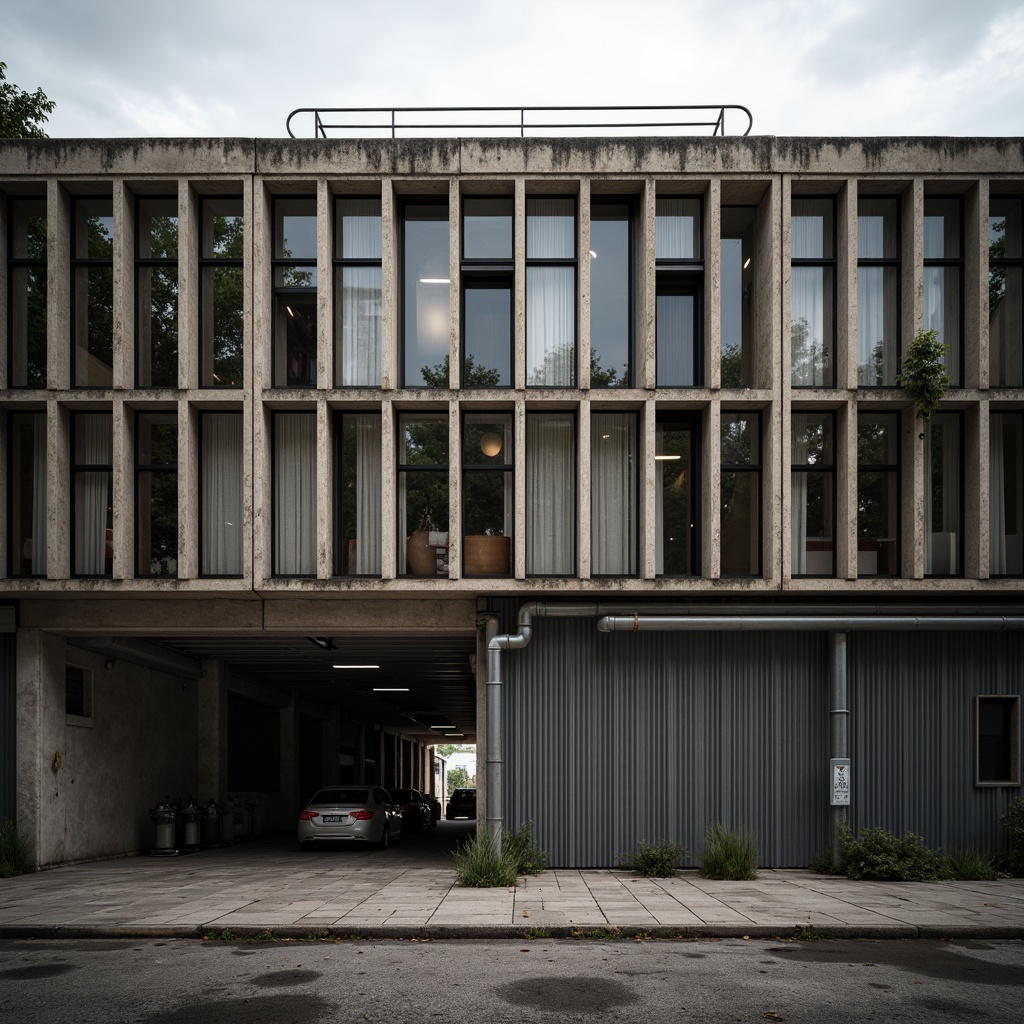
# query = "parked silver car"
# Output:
<box><xmin>297</xmin><ymin>786</ymin><xmax>402</xmax><ymax>850</ymax></box>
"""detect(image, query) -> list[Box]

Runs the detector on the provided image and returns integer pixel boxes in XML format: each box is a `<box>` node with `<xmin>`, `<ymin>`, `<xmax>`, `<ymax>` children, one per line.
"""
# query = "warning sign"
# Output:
<box><xmin>830</xmin><ymin>758</ymin><xmax>851</xmax><ymax>806</ymax></box>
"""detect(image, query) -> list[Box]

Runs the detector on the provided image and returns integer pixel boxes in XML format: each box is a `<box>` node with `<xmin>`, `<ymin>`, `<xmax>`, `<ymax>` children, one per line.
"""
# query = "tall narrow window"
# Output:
<box><xmin>791</xmin><ymin>411</ymin><xmax>835</xmax><ymax>576</ymax></box>
<box><xmin>335</xmin><ymin>412</ymin><xmax>382</xmax><ymax>576</ymax></box>
<box><xmin>857</xmin><ymin>196</ymin><xmax>900</xmax><ymax>386</ymax></box>
<box><xmin>924</xmin><ymin>196</ymin><xmax>963</xmax><ymax>386</ymax></box>
<box><xmin>656</xmin><ymin>416</ymin><xmax>699</xmax><ymax>576</ymax></box>
<box><xmin>71</xmin><ymin>411</ymin><xmax>112</xmax><ymax>576</ymax></box>
<box><xmin>200</xmin><ymin>411</ymin><xmax>243</xmax><ymax>576</ymax></box>
<box><xmin>72</xmin><ymin>197</ymin><xmax>114</xmax><ymax>388</ymax></box>
<box><xmin>199</xmin><ymin>196</ymin><xmax>243</xmax><ymax>388</ymax></box>
<box><xmin>526</xmin><ymin>198</ymin><xmax>576</xmax><ymax>387</ymax></box>
<box><xmin>272</xmin><ymin>198</ymin><xmax>317</xmax><ymax>388</ymax></box>
<box><xmin>925</xmin><ymin>412</ymin><xmax>962</xmax><ymax>576</ymax></box>
<box><xmin>721</xmin><ymin>206</ymin><xmax>756</xmax><ymax>387</ymax></box>
<box><xmin>462</xmin><ymin>412</ymin><xmax>513</xmax><ymax>576</ymax></box>
<box><xmin>656</xmin><ymin>196</ymin><xmax>703</xmax><ymax>386</ymax></box>
<box><xmin>461</xmin><ymin>196</ymin><xmax>513</xmax><ymax>387</ymax></box>
<box><xmin>8</xmin><ymin>411</ymin><xmax>47</xmax><ymax>577</ymax></box>
<box><xmin>526</xmin><ymin>412</ymin><xmax>575</xmax><ymax>574</ymax></box>
<box><xmin>398</xmin><ymin>413</ymin><xmax>449</xmax><ymax>575</ymax></box>
<box><xmin>402</xmin><ymin>202</ymin><xmax>450</xmax><ymax>388</ymax></box>
<box><xmin>135</xmin><ymin>411</ymin><xmax>177</xmax><ymax>576</ymax></box>
<box><xmin>989</xmin><ymin>196</ymin><xmax>1023</xmax><ymax>387</ymax></box>
<box><xmin>857</xmin><ymin>411</ymin><xmax>900</xmax><ymax>577</ymax></box>
<box><xmin>591</xmin><ymin>412</ymin><xmax>637</xmax><ymax>575</ymax></box>
<box><xmin>7</xmin><ymin>196</ymin><xmax>47</xmax><ymax>388</ymax></box>
<box><xmin>136</xmin><ymin>197</ymin><xmax>178</xmax><ymax>388</ymax></box>
<box><xmin>720</xmin><ymin>412</ymin><xmax>761</xmax><ymax>576</ymax></box>
<box><xmin>975</xmin><ymin>696</ymin><xmax>1021</xmax><ymax>786</ymax></box>
<box><xmin>334</xmin><ymin>196</ymin><xmax>382</xmax><ymax>387</ymax></box>
<box><xmin>990</xmin><ymin>411</ymin><xmax>1023</xmax><ymax>576</ymax></box>
<box><xmin>590</xmin><ymin>201</ymin><xmax>632</xmax><ymax>387</ymax></box>
<box><xmin>791</xmin><ymin>197</ymin><xmax>835</xmax><ymax>387</ymax></box>
<box><xmin>273</xmin><ymin>412</ymin><xmax>316</xmax><ymax>575</ymax></box>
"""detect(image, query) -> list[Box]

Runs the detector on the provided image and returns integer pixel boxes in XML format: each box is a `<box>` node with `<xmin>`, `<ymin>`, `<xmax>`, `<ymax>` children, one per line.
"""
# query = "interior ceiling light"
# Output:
<box><xmin>655</xmin><ymin>454</ymin><xmax>682</xmax><ymax>461</ymax></box>
<box><xmin>418</xmin><ymin>277</ymin><xmax>450</xmax><ymax>284</ymax></box>
<box><xmin>373</xmin><ymin>687</ymin><xmax>409</xmax><ymax>692</ymax></box>
<box><xmin>743</xmin><ymin>257</ymin><xmax>751</xmax><ymax>269</ymax></box>
<box><xmin>333</xmin><ymin>664</ymin><xmax>379</xmax><ymax>669</ymax></box>
<box><xmin>480</xmin><ymin>431</ymin><xmax>503</xmax><ymax>457</ymax></box>
<box><xmin>589</xmin><ymin>249</ymin><xmax>597</xmax><ymax>258</ymax></box>
<box><xmin>285</xmin><ymin>306</ymin><xmax>295</xmax><ymax>317</ymax></box>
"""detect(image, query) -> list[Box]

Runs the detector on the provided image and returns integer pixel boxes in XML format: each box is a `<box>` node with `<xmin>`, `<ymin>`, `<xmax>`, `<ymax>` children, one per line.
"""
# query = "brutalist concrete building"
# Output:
<box><xmin>1</xmin><ymin>129</ymin><xmax>1022</xmax><ymax>868</ymax></box>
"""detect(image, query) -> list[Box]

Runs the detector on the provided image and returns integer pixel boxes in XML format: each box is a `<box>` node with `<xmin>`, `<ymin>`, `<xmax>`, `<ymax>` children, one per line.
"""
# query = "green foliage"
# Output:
<box><xmin>896</xmin><ymin>327</ymin><xmax>952</xmax><ymax>420</ymax></box>
<box><xmin>446</xmin><ymin>765</ymin><xmax>471</xmax><ymax>795</ymax></box>
<box><xmin>523</xmin><ymin>927</ymin><xmax>550</xmax><ymax>939</ymax></box>
<box><xmin>808</xmin><ymin>845</ymin><xmax>843</xmax><ymax>875</ymax></box>
<box><xmin>570</xmin><ymin>927</ymin><xmax>622</xmax><ymax>940</ymax></box>
<box><xmin>452</xmin><ymin>822</ymin><xmax>547</xmax><ymax>887</ymax></box>
<box><xmin>942</xmin><ymin>848</ymin><xmax>997</xmax><ymax>881</ymax></box>
<box><xmin>1000</xmin><ymin>797</ymin><xmax>1024</xmax><ymax>875</ymax></box>
<box><xmin>797</xmin><ymin>926</ymin><xmax>825</xmax><ymax>941</ymax></box>
<box><xmin>838</xmin><ymin>824</ymin><xmax>945</xmax><ymax>882</ymax></box>
<box><xmin>699</xmin><ymin>822</ymin><xmax>758</xmax><ymax>881</ymax></box>
<box><xmin>0</xmin><ymin>61</ymin><xmax>55</xmax><ymax>138</ymax></box>
<box><xmin>0</xmin><ymin>820</ymin><xmax>34</xmax><ymax>878</ymax></box>
<box><xmin>617</xmin><ymin>839</ymin><xmax>687</xmax><ymax>878</ymax></box>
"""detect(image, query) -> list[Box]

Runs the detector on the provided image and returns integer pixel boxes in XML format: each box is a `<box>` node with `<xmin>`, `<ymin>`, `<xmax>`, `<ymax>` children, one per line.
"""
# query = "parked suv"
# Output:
<box><xmin>445</xmin><ymin>788</ymin><xmax>477</xmax><ymax>820</ymax></box>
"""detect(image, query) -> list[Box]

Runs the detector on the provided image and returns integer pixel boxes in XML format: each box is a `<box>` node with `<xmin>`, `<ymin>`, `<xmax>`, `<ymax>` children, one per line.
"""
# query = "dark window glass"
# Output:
<box><xmin>791</xmin><ymin>197</ymin><xmax>835</xmax><ymax>386</ymax></box>
<box><xmin>990</xmin><ymin>197</ymin><xmax>1023</xmax><ymax>387</ymax></box>
<box><xmin>199</xmin><ymin>197</ymin><xmax>243</xmax><ymax>388</ymax></box>
<box><xmin>976</xmin><ymin>696</ymin><xmax>1020</xmax><ymax>785</ymax></box>
<box><xmin>71</xmin><ymin>411</ymin><xmax>113</xmax><ymax>576</ymax></box>
<box><xmin>656</xmin><ymin>196</ymin><xmax>703</xmax><ymax>387</ymax></box>
<box><xmin>925</xmin><ymin>412</ymin><xmax>962</xmax><ymax>576</ymax></box>
<box><xmin>590</xmin><ymin>202</ymin><xmax>632</xmax><ymax>388</ymax></box>
<box><xmin>136</xmin><ymin>197</ymin><xmax>178</xmax><ymax>388</ymax></box>
<box><xmin>720</xmin><ymin>206</ymin><xmax>756</xmax><ymax>388</ymax></box>
<box><xmin>989</xmin><ymin>411</ymin><xmax>1023</xmax><ymax>576</ymax></box>
<box><xmin>656</xmin><ymin>416</ymin><xmax>699</xmax><ymax>576</ymax></box>
<box><xmin>403</xmin><ymin>203</ymin><xmax>450</xmax><ymax>388</ymax></box>
<box><xmin>8</xmin><ymin>411</ymin><xmax>47</xmax><ymax>577</ymax></box>
<box><xmin>857</xmin><ymin>196</ymin><xmax>900</xmax><ymax>386</ymax></box>
<box><xmin>7</xmin><ymin>197</ymin><xmax>47</xmax><ymax>388</ymax></box>
<box><xmin>924</xmin><ymin>196</ymin><xmax>963</xmax><ymax>386</ymax></box>
<box><xmin>399</xmin><ymin>413</ymin><xmax>449</xmax><ymax>575</ymax></box>
<box><xmin>335</xmin><ymin>412</ymin><xmax>382</xmax><ymax>576</ymax></box>
<box><xmin>462</xmin><ymin>412</ymin><xmax>513</xmax><ymax>576</ymax></box>
<box><xmin>791</xmin><ymin>412</ymin><xmax>835</xmax><ymax>576</ymax></box>
<box><xmin>72</xmin><ymin>197</ymin><xmax>114</xmax><ymax>388</ymax></box>
<box><xmin>135</xmin><ymin>412</ymin><xmax>178</xmax><ymax>576</ymax></box>
<box><xmin>272</xmin><ymin>197</ymin><xmax>317</xmax><ymax>387</ymax></box>
<box><xmin>65</xmin><ymin>666</ymin><xmax>88</xmax><ymax>717</ymax></box>
<box><xmin>857</xmin><ymin>412</ymin><xmax>900</xmax><ymax>576</ymax></box>
<box><xmin>720</xmin><ymin>412</ymin><xmax>761</xmax><ymax>576</ymax></box>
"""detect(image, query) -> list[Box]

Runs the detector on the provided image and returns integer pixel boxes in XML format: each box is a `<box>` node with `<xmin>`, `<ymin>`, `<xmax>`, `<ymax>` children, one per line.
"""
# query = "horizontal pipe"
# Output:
<box><xmin>597</xmin><ymin>615</ymin><xmax>1024</xmax><ymax>633</ymax></box>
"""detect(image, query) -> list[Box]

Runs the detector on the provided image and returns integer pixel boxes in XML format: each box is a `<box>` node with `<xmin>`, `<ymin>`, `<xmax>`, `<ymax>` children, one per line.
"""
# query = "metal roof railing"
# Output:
<box><xmin>285</xmin><ymin>104</ymin><xmax>753</xmax><ymax>140</ymax></box>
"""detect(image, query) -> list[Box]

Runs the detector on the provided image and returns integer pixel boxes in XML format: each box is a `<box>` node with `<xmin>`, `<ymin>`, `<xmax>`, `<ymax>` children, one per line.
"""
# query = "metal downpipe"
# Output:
<box><xmin>830</xmin><ymin>633</ymin><xmax>849</xmax><ymax>864</ymax></box>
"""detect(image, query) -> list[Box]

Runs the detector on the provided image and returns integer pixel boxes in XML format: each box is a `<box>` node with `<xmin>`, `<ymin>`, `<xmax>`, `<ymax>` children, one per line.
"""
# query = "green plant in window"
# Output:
<box><xmin>896</xmin><ymin>327</ymin><xmax>951</xmax><ymax>421</ymax></box>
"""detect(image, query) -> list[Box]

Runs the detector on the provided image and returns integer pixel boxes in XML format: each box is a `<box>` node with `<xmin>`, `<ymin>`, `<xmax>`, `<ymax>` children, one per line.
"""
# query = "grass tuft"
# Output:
<box><xmin>0</xmin><ymin>820</ymin><xmax>34</xmax><ymax>878</ymax></box>
<box><xmin>452</xmin><ymin>822</ymin><xmax>547</xmax><ymax>887</ymax></box>
<box><xmin>617</xmin><ymin>839</ymin><xmax>687</xmax><ymax>878</ymax></box>
<box><xmin>699</xmin><ymin>822</ymin><xmax>758</xmax><ymax>880</ymax></box>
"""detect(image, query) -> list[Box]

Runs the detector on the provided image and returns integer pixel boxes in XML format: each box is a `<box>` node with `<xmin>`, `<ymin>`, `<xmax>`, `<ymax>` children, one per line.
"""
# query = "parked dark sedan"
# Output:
<box><xmin>388</xmin><ymin>788</ymin><xmax>433</xmax><ymax>833</ymax></box>
<box><xmin>422</xmin><ymin>792</ymin><xmax>442</xmax><ymax>826</ymax></box>
<box><xmin>445</xmin><ymin>788</ymin><xmax>477</xmax><ymax>820</ymax></box>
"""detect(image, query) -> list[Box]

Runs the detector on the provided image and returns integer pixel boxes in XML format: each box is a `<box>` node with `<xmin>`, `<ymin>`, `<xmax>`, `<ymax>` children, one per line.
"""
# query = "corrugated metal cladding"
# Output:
<box><xmin>1</xmin><ymin>632</ymin><xmax>16</xmax><ymax>826</ymax></box>
<box><xmin>849</xmin><ymin>631</ymin><xmax>1023</xmax><ymax>854</ymax></box>
<box><xmin>489</xmin><ymin>604</ymin><xmax>1023</xmax><ymax>868</ymax></box>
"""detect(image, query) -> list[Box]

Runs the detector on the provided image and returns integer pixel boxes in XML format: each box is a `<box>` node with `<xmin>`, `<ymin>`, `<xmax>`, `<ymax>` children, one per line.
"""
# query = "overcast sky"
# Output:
<box><xmin>4</xmin><ymin>0</ymin><xmax>1024</xmax><ymax>139</ymax></box>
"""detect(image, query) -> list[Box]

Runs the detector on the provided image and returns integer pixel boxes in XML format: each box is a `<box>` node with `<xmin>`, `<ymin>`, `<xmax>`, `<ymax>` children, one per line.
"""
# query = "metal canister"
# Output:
<box><xmin>179</xmin><ymin>797</ymin><xmax>201</xmax><ymax>848</ymax></box>
<box><xmin>149</xmin><ymin>798</ymin><xmax>177</xmax><ymax>851</ymax></box>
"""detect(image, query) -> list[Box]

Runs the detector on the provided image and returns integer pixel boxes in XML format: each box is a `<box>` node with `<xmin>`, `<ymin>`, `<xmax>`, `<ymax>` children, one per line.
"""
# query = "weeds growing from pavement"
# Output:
<box><xmin>453</xmin><ymin>821</ymin><xmax>547</xmax><ymax>887</ymax></box>
<box><xmin>617</xmin><ymin>839</ymin><xmax>687</xmax><ymax>878</ymax></box>
<box><xmin>0</xmin><ymin>820</ymin><xmax>33</xmax><ymax>878</ymax></box>
<box><xmin>699</xmin><ymin>822</ymin><xmax>758</xmax><ymax>881</ymax></box>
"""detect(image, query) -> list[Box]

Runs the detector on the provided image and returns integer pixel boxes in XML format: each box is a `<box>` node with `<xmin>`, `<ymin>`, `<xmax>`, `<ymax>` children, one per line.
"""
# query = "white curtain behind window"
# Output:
<box><xmin>354</xmin><ymin>414</ymin><xmax>382</xmax><ymax>575</ymax></box>
<box><xmin>791</xmin><ymin>266</ymin><xmax>829</xmax><ymax>385</ymax></box>
<box><xmin>592</xmin><ymin>413</ymin><xmax>636</xmax><ymax>574</ymax></box>
<box><xmin>527</xmin><ymin>266</ymin><xmax>574</xmax><ymax>385</ymax></box>
<box><xmin>527</xmin><ymin>414</ymin><xmax>574</xmax><ymax>574</ymax></box>
<box><xmin>340</xmin><ymin>266</ymin><xmax>382</xmax><ymax>386</ymax></box>
<box><xmin>73</xmin><ymin>413</ymin><xmax>111</xmax><ymax>575</ymax></box>
<box><xmin>274</xmin><ymin>413</ymin><xmax>316</xmax><ymax>575</ymax></box>
<box><xmin>201</xmin><ymin>413</ymin><xmax>243</xmax><ymax>575</ymax></box>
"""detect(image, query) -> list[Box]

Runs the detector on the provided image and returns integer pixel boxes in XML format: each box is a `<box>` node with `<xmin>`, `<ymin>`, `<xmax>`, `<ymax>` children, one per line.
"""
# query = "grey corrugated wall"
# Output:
<box><xmin>494</xmin><ymin>605</ymin><xmax>1023</xmax><ymax>868</ymax></box>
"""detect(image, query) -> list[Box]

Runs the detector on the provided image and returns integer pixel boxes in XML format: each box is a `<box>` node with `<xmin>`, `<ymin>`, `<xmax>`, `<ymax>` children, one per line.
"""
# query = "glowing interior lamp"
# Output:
<box><xmin>373</xmin><ymin>687</ymin><xmax>410</xmax><ymax>692</ymax></box>
<box><xmin>655</xmin><ymin>454</ymin><xmax>682</xmax><ymax>461</ymax></box>
<box><xmin>743</xmin><ymin>257</ymin><xmax>751</xmax><ymax>269</ymax></box>
<box><xmin>418</xmin><ymin>277</ymin><xmax>451</xmax><ymax>284</ymax></box>
<box><xmin>480</xmin><ymin>432</ymin><xmax>503</xmax><ymax>457</ymax></box>
<box><xmin>334</xmin><ymin>664</ymin><xmax>380</xmax><ymax>669</ymax></box>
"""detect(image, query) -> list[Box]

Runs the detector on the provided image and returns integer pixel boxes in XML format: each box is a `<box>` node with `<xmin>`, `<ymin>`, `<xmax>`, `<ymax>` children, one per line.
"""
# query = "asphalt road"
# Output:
<box><xmin>1</xmin><ymin>936</ymin><xmax>1022</xmax><ymax>1023</ymax></box>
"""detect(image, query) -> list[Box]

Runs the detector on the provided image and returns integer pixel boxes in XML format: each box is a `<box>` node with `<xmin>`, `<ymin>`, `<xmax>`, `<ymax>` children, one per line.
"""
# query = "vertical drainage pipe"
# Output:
<box><xmin>830</xmin><ymin>632</ymin><xmax>849</xmax><ymax>864</ymax></box>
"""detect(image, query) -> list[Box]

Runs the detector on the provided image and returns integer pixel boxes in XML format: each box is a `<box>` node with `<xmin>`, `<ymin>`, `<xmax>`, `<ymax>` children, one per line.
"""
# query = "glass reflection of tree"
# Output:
<box><xmin>791</xmin><ymin>315</ymin><xmax>827</xmax><ymax>386</ymax></box>
<box><xmin>207</xmin><ymin>209</ymin><xmax>244</xmax><ymax>386</ymax></box>
<box><xmin>142</xmin><ymin>419</ymin><xmax>178</xmax><ymax>576</ymax></box>
<box><xmin>403</xmin><ymin>417</ymin><xmax>449</xmax><ymax>536</ymax></box>
<box><xmin>18</xmin><ymin>207</ymin><xmax>47</xmax><ymax>387</ymax></box>
<box><xmin>144</xmin><ymin>214</ymin><xmax>179</xmax><ymax>387</ymax></box>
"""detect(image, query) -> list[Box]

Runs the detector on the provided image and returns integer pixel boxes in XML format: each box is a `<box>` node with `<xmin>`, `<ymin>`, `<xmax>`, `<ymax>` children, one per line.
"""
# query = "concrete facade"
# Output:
<box><xmin>1</xmin><ymin>136</ymin><xmax>1023</xmax><ymax>868</ymax></box>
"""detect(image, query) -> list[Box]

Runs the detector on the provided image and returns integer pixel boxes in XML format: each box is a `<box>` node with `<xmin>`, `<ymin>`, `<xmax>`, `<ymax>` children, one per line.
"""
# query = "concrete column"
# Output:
<box><xmin>830</xmin><ymin>631</ymin><xmax>849</xmax><ymax>863</ymax></box>
<box><xmin>280</xmin><ymin>695</ymin><xmax>298</xmax><ymax>825</ymax></box>
<box><xmin>196</xmin><ymin>659</ymin><xmax>229</xmax><ymax>800</ymax></box>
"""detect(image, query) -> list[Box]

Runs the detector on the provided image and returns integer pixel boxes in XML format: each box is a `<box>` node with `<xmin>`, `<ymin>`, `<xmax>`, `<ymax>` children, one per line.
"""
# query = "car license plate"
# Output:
<box><xmin>322</xmin><ymin>814</ymin><xmax>345</xmax><ymax>823</ymax></box>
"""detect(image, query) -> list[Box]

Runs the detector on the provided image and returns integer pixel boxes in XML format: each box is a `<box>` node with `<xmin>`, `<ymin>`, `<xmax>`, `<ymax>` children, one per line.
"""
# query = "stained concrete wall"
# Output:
<box><xmin>17</xmin><ymin>628</ymin><xmax>198</xmax><ymax>867</ymax></box>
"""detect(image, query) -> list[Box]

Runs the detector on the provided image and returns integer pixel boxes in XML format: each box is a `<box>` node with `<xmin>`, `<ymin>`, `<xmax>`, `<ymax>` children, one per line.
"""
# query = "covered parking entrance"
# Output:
<box><xmin>8</xmin><ymin>595</ymin><xmax>483</xmax><ymax>868</ymax></box>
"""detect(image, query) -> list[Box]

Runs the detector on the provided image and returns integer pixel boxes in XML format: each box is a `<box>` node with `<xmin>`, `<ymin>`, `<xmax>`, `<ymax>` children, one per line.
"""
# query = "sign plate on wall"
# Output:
<box><xmin>830</xmin><ymin>758</ymin><xmax>851</xmax><ymax>806</ymax></box>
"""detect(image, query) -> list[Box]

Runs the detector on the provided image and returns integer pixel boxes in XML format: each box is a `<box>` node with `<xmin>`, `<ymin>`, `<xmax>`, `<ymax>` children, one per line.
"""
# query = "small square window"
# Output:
<box><xmin>975</xmin><ymin>695</ymin><xmax>1020</xmax><ymax>786</ymax></box>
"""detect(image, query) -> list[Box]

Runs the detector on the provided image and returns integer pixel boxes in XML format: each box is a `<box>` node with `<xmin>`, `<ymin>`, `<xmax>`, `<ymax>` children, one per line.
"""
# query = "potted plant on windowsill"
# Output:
<box><xmin>406</xmin><ymin>506</ymin><xmax>438</xmax><ymax>575</ymax></box>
